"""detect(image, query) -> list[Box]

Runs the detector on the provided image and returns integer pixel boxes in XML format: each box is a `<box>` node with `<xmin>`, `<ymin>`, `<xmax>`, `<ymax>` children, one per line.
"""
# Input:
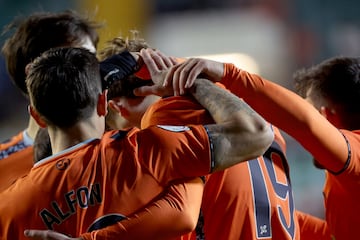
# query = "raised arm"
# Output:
<box><xmin>220</xmin><ymin>64</ymin><xmax>348</xmax><ymax>173</ymax></box>
<box><xmin>138</xmin><ymin>48</ymin><xmax>273</xmax><ymax>172</ymax></box>
<box><xmin>161</xmin><ymin>57</ymin><xmax>348</xmax><ymax>173</ymax></box>
<box><xmin>188</xmin><ymin>78</ymin><xmax>273</xmax><ymax>171</ymax></box>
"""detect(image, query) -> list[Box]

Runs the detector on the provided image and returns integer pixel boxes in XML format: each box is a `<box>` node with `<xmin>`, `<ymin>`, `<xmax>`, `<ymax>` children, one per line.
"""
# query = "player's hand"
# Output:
<box><xmin>24</xmin><ymin>229</ymin><xmax>82</xmax><ymax>240</ymax></box>
<box><xmin>164</xmin><ymin>58</ymin><xmax>224</xmax><ymax>96</ymax></box>
<box><xmin>134</xmin><ymin>48</ymin><xmax>178</xmax><ymax>97</ymax></box>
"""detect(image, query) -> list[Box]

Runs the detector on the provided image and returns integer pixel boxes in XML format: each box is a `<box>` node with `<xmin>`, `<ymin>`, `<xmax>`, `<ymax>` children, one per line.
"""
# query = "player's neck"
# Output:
<box><xmin>48</xmin><ymin>116</ymin><xmax>105</xmax><ymax>154</ymax></box>
<box><xmin>26</xmin><ymin>117</ymin><xmax>41</xmax><ymax>141</ymax></box>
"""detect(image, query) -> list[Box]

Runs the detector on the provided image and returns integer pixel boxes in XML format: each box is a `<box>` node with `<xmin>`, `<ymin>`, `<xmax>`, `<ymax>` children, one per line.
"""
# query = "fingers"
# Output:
<box><xmin>140</xmin><ymin>49</ymin><xmax>160</xmax><ymax>75</ymax></box>
<box><xmin>24</xmin><ymin>229</ymin><xmax>60</xmax><ymax>240</ymax></box>
<box><xmin>24</xmin><ymin>229</ymin><xmax>76</xmax><ymax>240</ymax></box>
<box><xmin>170</xmin><ymin>57</ymin><xmax>179</xmax><ymax>65</ymax></box>
<box><xmin>139</xmin><ymin>49</ymin><xmax>205</xmax><ymax>96</ymax></box>
<box><xmin>184</xmin><ymin>60</ymin><xmax>203</xmax><ymax>88</ymax></box>
<box><xmin>155</xmin><ymin>50</ymin><xmax>176</xmax><ymax>68</ymax></box>
<box><xmin>133</xmin><ymin>85</ymin><xmax>159</xmax><ymax>96</ymax></box>
<box><xmin>140</xmin><ymin>49</ymin><xmax>175</xmax><ymax>72</ymax></box>
<box><xmin>172</xmin><ymin>59</ymin><xmax>202</xmax><ymax>95</ymax></box>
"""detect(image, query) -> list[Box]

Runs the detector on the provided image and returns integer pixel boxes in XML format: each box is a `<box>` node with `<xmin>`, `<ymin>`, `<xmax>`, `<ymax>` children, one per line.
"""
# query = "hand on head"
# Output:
<box><xmin>133</xmin><ymin>48</ymin><xmax>178</xmax><ymax>97</ymax></box>
<box><xmin>164</xmin><ymin>57</ymin><xmax>224</xmax><ymax>95</ymax></box>
<box><xmin>135</xmin><ymin>48</ymin><xmax>224</xmax><ymax>96</ymax></box>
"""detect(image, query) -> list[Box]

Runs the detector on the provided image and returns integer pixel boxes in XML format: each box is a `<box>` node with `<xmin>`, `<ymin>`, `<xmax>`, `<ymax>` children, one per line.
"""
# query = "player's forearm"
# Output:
<box><xmin>221</xmin><ymin>63</ymin><xmax>348</xmax><ymax>171</ymax></box>
<box><xmin>189</xmin><ymin>78</ymin><xmax>273</xmax><ymax>171</ymax></box>
<box><xmin>81</xmin><ymin>179</ymin><xmax>203</xmax><ymax>240</ymax></box>
<box><xmin>80</xmin><ymin>201</ymin><xmax>195</xmax><ymax>240</ymax></box>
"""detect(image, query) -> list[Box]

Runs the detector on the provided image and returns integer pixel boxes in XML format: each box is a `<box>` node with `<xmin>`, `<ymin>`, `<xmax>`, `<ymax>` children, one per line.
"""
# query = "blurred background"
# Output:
<box><xmin>1</xmin><ymin>0</ymin><xmax>359</xmax><ymax>219</ymax></box>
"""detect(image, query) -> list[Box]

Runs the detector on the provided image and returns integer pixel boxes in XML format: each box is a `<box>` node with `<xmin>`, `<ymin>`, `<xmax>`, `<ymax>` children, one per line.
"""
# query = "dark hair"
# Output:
<box><xmin>26</xmin><ymin>47</ymin><xmax>101</xmax><ymax>128</ymax></box>
<box><xmin>98</xmin><ymin>32</ymin><xmax>151</xmax><ymax>100</ymax></box>
<box><xmin>1</xmin><ymin>10</ymin><xmax>101</xmax><ymax>96</ymax></box>
<box><xmin>33</xmin><ymin>128</ymin><xmax>52</xmax><ymax>163</ymax></box>
<box><xmin>294</xmin><ymin>56</ymin><xmax>360</xmax><ymax>129</ymax></box>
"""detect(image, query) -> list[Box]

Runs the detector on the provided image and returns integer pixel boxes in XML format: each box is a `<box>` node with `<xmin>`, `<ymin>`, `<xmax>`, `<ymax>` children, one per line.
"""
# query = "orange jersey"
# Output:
<box><xmin>81</xmin><ymin>177</ymin><xmax>204</xmax><ymax>240</ymax></box>
<box><xmin>323</xmin><ymin>129</ymin><xmax>360</xmax><ymax>240</ymax></box>
<box><xmin>0</xmin><ymin>126</ymin><xmax>212</xmax><ymax>240</ymax></box>
<box><xmin>141</xmin><ymin>96</ymin><xmax>300</xmax><ymax>240</ymax></box>
<box><xmin>0</xmin><ymin>131</ymin><xmax>34</xmax><ymax>192</ymax></box>
<box><xmin>296</xmin><ymin>210</ymin><xmax>330</xmax><ymax>239</ymax></box>
<box><xmin>221</xmin><ymin>63</ymin><xmax>354</xmax><ymax>240</ymax></box>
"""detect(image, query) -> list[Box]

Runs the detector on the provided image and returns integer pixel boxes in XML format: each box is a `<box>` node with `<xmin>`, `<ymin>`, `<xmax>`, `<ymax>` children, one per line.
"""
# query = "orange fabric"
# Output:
<box><xmin>296</xmin><ymin>211</ymin><xmax>330</xmax><ymax>240</ymax></box>
<box><xmin>222</xmin><ymin>63</ymin><xmax>348</xmax><ymax>173</ymax></box>
<box><xmin>323</xmin><ymin>130</ymin><xmax>360</xmax><ymax>240</ymax></box>
<box><xmin>221</xmin><ymin>63</ymin><xmax>354</xmax><ymax>240</ymax></box>
<box><xmin>82</xmin><ymin>177</ymin><xmax>204</xmax><ymax>240</ymax></box>
<box><xmin>140</xmin><ymin>96</ymin><xmax>300</xmax><ymax>240</ymax></box>
<box><xmin>0</xmin><ymin>131</ymin><xmax>34</xmax><ymax>192</ymax></box>
<box><xmin>0</xmin><ymin>126</ymin><xmax>211</xmax><ymax>239</ymax></box>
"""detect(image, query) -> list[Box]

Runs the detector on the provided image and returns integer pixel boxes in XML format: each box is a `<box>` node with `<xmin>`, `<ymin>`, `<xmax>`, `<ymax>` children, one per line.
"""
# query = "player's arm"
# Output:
<box><xmin>163</xmin><ymin>57</ymin><xmax>348</xmax><ymax>173</ymax></box>
<box><xmin>296</xmin><ymin>210</ymin><xmax>330</xmax><ymax>240</ymax></box>
<box><xmin>138</xmin><ymin>48</ymin><xmax>273</xmax><ymax>172</ymax></box>
<box><xmin>25</xmin><ymin>178</ymin><xmax>203</xmax><ymax>240</ymax></box>
<box><xmin>81</xmin><ymin>178</ymin><xmax>203</xmax><ymax>240</ymax></box>
<box><xmin>220</xmin><ymin>63</ymin><xmax>348</xmax><ymax>173</ymax></box>
<box><xmin>189</xmin><ymin>78</ymin><xmax>273</xmax><ymax>171</ymax></box>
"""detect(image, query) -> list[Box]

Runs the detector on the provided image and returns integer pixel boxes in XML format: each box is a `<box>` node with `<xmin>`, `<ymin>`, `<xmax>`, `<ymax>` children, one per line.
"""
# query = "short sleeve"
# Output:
<box><xmin>137</xmin><ymin>125</ymin><xmax>212</xmax><ymax>185</ymax></box>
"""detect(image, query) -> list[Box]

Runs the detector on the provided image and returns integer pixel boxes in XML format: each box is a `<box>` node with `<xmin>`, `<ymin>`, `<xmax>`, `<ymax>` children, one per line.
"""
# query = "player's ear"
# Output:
<box><xmin>108</xmin><ymin>99</ymin><xmax>121</xmax><ymax>114</ymax></box>
<box><xmin>28</xmin><ymin>105</ymin><xmax>47</xmax><ymax>128</ymax></box>
<box><xmin>97</xmin><ymin>90</ymin><xmax>108</xmax><ymax>117</ymax></box>
<box><xmin>25</xmin><ymin>63</ymin><xmax>33</xmax><ymax>76</ymax></box>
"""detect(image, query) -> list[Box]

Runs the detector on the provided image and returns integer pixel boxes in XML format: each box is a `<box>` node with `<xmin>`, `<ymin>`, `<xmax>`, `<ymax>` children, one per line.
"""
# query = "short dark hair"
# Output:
<box><xmin>294</xmin><ymin>56</ymin><xmax>360</xmax><ymax>129</ymax></box>
<box><xmin>33</xmin><ymin>128</ymin><xmax>51</xmax><ymax>163</ymax></box>
<box><xmin>1</xmin><ymin>10</ymin><xmax>101</xmax><ymax>96</ymax></box>
<box><xmin>26</xmin><ymin>47</ymin><xmax>101</xmax><ymax>128</ymax></box>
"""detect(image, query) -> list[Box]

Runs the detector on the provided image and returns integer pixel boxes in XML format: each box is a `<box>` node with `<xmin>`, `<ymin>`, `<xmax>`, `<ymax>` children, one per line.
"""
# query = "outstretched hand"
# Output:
<box><xmin>24</xmin><ymin>229</ymin><xmax>82</xmax><ymax>240</ymax></box>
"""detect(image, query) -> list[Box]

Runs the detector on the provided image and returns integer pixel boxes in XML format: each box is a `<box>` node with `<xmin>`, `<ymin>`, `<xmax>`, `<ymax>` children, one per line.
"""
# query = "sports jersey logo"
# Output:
<box><xmin>157</xmin><ymin>125</ymin><xmax>190</xmax><ymax>132</ymax></box>
<box><xmin>56</xmin><ymin>158</ymin><xmax>70</xmax><ymax>170</ymax></box>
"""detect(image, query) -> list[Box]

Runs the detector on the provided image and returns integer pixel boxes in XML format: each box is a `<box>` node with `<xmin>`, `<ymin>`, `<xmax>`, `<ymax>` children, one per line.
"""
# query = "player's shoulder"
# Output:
<box><xmin>0</xmin><ymin>131</ymin><xmax>33</xmax><ymax>160</ymax></box>
<box><xmin>157</xmin><ymin>96</ymin><xmax>203</xmax><ymax>110</ymax></box>
<box><xmin>0</xmin><ymin>131</ymin><xmax>23</xmax><ymax>149</ymax></box>
<box><xmin>140</xmin><ymin>124</ymin><xmax>208</xmax><ymax>149</ymax></box>
<box><xmin>100</xmin><ymin>128</ymin><xmax>141</xmax><ymax>148</ymax></box>
<box><xmin>342</xmin><ymin>129</ymin><xmax>360</xmax><ymax>142</ymax></box>
<box><xmin>339</xmin><ymin>129</ymin><xmax>360</xmax><ymax>159</ymax></box>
